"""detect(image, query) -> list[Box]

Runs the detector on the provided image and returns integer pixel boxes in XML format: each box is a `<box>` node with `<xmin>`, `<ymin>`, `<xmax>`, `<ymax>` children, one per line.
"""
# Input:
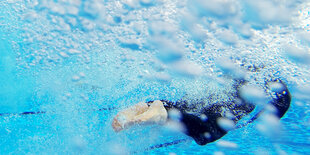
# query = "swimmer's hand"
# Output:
<box><xmin>112</xmin><ymin>100</ymin><xmax>168</xmax><ymax>132</ymax></box>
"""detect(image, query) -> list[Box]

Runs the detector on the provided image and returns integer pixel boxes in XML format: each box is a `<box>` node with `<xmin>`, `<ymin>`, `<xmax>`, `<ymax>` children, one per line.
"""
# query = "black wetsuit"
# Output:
<box><xmin>147</xmin><ymin>79</ymin><xmax>291</xmax><ymax>145</ymax></box>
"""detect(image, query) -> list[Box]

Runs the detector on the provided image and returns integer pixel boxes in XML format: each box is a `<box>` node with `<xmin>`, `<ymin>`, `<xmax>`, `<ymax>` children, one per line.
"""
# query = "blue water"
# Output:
<box><xmin>1</xmin><ymin>0</ymin><xmax>310</xmax><ymax>154</ymax></box>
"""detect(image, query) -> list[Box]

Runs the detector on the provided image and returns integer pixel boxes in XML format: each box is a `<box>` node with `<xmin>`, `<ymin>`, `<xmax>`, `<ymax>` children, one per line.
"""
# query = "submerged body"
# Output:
<box><xmin>112</xmin><ymin>79</ymin><xmax>291</xmax><ymax>145</ymax></box>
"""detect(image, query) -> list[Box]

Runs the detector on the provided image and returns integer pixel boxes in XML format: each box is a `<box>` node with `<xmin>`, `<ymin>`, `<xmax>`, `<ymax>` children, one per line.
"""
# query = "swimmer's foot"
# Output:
<box><xmin>112</xmin><ymin>100</ymin><xmax>168</xmax><ymax>132</ymax></box>
<box><xmin>266</xmin><ymin>79</ymin><xmax>291</xmax><ymax>118</ymax></box>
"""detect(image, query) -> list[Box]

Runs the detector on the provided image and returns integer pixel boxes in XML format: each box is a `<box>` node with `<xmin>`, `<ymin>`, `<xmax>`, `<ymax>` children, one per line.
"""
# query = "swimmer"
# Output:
<box><xmin>112</xmin><ymin>79</ymin><xmax>291</xmax><ymax>145</ymax></box>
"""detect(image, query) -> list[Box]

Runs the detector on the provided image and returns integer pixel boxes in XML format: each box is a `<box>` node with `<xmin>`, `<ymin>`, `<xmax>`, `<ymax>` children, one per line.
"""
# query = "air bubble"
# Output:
<box><xmin>296</xmin><ymin>31</ymin><xmax>310</xmax><ymax>46</ymax></box>
<box><xmin>79</xmin><ymin>72</ymin><xmax>86</xmax><ymax>78</ymax></box>
<box><xmin>243</xmin><ymin>0</ymin><xmax>294</xmax><ymax>27</ymax></box>
<box><xmin>165</xmin><ymin>121</ymin><xmax>185</xmax><ymax>133</ymax></box>
<box><xmin>217</xmin><ymin>117</ymin><xmax>235</xmax><ymax>131</ymax></box>
<box><xmin>68</xmin><ymin>49</ymin><xmax>81</xmax><ymax>55</ymax></box>
<box><xmin>217</xmin><ymin>29</ymin><xmax>239</xmax><ymax>45</ymax></box>
<box><xmin>168</xmin><ymin>109</ymin><xmax>182</xmax><ymax>121</ymax></box>
<box><xmin>240</xmin><ymin>85</ymin><xmax>267</xmax><ymax>105</ymax></box>
<box><xmin>189</xmin><ymin>0</ymin><xmax>240</xmax><ymax>18</ymax></box>
<box><xmin>284</xmin><ymin>45</ymin><xmax>310</xmax><ymax>65</ymax></box>
<box><xmin>153</xmin><ymin>72</ymin><xmax>171</xmax><ymax>83</ymax></box>
<box><xmin>204</xmin><ymin>132</ymin><xmax>211</xmax><ymax>138</ymax></box>
<box><xmin>119</xmin><ymin>38</ymin><xmax>141</xmax><ymax>50</ymax></box>
<box><xmin>213</xmin><ymin>151</ymin><xmax>225</xmax><ymax>155</ymax></box>
<box><xmin>72</xmin><ymin>75</ymin><xmax>80</xmax><ymax>82</ymax></box>
<box><xmin>171</xmin><ymin>60</ymin><xmax>203</xmax><ymax>77</ymax></box>
<box><xmin>200</xmin><ymin>114</ymin><xmax>208</xmax><ymax>121</ymax></box>
<box><xmin>71</xmin><ymin>135</ymin><xmax>87</xmax><ymax>152</ymax></box>
<box><xmin>139</xmin><ymin>0</ymin><xmax>155</xmax><ymax>7</ymax></box>
<box><xmin>23</xmin><ymin>11</ymin><xmax>38</xmax><ymax>22</ymax></box>
<box><xmin>216</xmin><ymin>58</ymin><xmax>245</xmax><ymax>79</ymax></box>
<box><xmin>59</xmin><ymin>52</ymin><xmax>69</xmax><ymax>58</ymax></box>
<box><xmin>268</xmin><ymin>82</ymin><xmax>285</xmax><ymax>93</ymax></box>
<box><xmin>216</xmin><ymin>140</ymin><xmax>238</xmax><ymax>150</ymax></box>
<box><xmin>256</xmin><ymin>113</ymin><xmax>281</xmax><ymax>138</ymax></box>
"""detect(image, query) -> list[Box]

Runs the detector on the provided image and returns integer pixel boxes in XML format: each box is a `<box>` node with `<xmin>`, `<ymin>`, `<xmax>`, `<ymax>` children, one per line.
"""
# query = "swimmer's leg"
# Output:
<box><xmin>235</xmin><ymin>79</ymin><xmax>292</xmax><ymax>128</ymax></box>
<box><xmin>266</xmin><ymin>79</ymin><xmax>291</xmax><ymax>118</ymax></box>
<box><xmin>178</xmin><ymin>105</ymin><xmax>228</xmax><ymax>145</ymax></box>
<box><xmin>231</xmin><ymin>78</ymin><xmax>291</xmax><ymax>120</ymax></box>
<box><xmin>144</xmin><ymin>100</ymin><xmax>228</xmax><ymax>145</ymax></box>
<box><xmin>159</xmin><ymin>79</ymin><xmax>254</xmax><ymax>145</ymax></box>
<box><xmin>229</xmin><ymin>78</ymin><xmax>256</xmax><ymax>121</ymax></box>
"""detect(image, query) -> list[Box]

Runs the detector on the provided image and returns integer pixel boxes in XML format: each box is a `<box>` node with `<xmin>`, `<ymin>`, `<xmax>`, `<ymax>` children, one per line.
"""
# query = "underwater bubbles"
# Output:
<box><xmin>189</xmin><ymin>0</ymin><xmax>240</xmax><ymax>19</ymax></box>
<box><xmin>217</xmin><ymin>117</ymin><xmax>235</xmax><ymax>131</ymax></box>
<box><xmin>243</xmin><ymin>0</ymin><xmax>295</xmax><ymax>26</ymax></box>
<box><xmin>216</xmin><ymin>140</ymin><xmax>239</xmax><ymax>150</ymax></box>
<box><xmin>240</xmin><ymin>85</ymin><xmax>267</xmax><ymax>105</ymax></box>
<box><xmin>296</xmin><ymin>31</ymin><xmax>310</xmax><ymax>46</ymax></box>
<box><xmin>1</xmin><ymin>0</ymin><xmax>310</xmax><ymax>154</ymax></box>
<box><xmin>70</xmin><ymin>135</ymin><xmax>87</xmax><ymax>152</ymax></box>
<box><xmin>256</xmin><ymin>112</ymin><xmax>281</xmax><ymax>138</ymax></box>
<box><xmin>284</xmin><ymin>45</ymin><xmax>310</xmax><ymax>65</ymax></box>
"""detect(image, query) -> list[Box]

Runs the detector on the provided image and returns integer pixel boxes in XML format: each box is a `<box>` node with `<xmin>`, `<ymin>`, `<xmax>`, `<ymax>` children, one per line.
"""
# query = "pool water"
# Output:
<box><xmin>1</xmin><ymin>0</ymin><xmax>310</xmax><ymax>154</ymax></box>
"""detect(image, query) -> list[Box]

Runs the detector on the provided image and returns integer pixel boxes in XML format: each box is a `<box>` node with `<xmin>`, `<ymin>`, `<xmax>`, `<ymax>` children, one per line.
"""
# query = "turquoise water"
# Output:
<box><xmin>1</xmin><ymin>0</ymin><xmax>310</xmax><ymax>154</ymax></box>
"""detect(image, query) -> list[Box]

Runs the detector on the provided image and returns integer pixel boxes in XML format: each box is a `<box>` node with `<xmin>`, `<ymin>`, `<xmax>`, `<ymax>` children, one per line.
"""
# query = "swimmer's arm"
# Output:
<box><xmin>112</xmin><ymin>100</ymin><xmax>168</xmax><ymax>132</ymax></box>
<box><xmin>131</xmin><ymin>100</ymin><xmax>168</xmax><ymax>124</ymax></box>
<box><xmin>112</xmin><ymin>102</ymin><xmax>149</xmax><ymax>131</ymax></box>
<box><xmin>116</xmin><ymin>102</ymin><xmax>149</xmax><ymax>118</ymax></box>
